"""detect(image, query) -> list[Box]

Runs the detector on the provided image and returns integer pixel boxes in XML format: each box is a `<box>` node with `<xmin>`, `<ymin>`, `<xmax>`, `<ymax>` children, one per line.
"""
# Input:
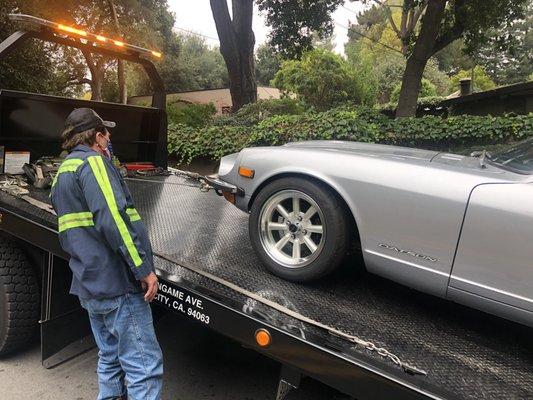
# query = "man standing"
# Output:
<box><xmin>51</xmin><ymin>108</ymin><xmax>163</xmax><ymax>400</ymax></box>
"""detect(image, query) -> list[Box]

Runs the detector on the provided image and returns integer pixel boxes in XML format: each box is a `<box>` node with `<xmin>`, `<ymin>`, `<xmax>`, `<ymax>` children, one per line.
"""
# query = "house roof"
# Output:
<box><xmin>439</xmin><ymin>81</ymin><xmax>533</xmax><ymax>107</ymax></box>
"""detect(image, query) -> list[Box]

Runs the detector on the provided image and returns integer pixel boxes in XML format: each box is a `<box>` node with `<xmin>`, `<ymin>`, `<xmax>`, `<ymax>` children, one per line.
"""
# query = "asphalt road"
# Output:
<box><xmin>0</xmin><ymin>313</ymin><xmax>348</xmax><ymax>400</ymax></box>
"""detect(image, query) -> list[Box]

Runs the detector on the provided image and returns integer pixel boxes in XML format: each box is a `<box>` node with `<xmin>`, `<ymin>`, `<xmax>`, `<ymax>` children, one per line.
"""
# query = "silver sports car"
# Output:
<box><xmin>206</xmin><ymin>138</ymin><xmax>533</xmax><ymax>327</ymax></box>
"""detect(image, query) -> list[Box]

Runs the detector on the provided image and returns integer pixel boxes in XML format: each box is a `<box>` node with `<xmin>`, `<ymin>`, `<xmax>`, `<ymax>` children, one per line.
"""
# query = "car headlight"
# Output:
<box><xmin>218</xmin><ymin>152</ymin><xmax>239</xmax><ymax>176</ymax></box>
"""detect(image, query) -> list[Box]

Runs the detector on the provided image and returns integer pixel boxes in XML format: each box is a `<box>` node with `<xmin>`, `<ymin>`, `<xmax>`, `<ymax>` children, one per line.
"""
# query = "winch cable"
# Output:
<box><xmin>153</xmin><ymin>251</ymin><xmax>427</xmax><ymax>377</ymax></box>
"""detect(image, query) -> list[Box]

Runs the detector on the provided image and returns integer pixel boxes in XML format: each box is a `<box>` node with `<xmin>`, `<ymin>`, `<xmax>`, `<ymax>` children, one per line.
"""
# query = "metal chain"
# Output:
<box><xmin>330</xmin><ymin>329</ymin><xmax>425</xmax><ymax>375</ymax></box>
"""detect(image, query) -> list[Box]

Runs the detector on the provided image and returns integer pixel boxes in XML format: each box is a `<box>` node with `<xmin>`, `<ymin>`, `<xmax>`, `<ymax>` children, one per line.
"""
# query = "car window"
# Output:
<box><xmin>489</xmin><ymin>138</ymin><xmax>533</xmax><ymax>175</ymax></box>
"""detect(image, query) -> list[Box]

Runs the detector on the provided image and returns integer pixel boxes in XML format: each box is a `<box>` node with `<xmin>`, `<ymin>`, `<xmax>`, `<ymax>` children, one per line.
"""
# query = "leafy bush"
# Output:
<box><xmin>168</xmin><ymin>105</ymin><xmax>533</xmax><ymax>163</ymax></box>
<box><xmin>272</xmin><ymin>49</ymin><xmax>376</xmax><ymax>110</ymax></box>
<box><xmin>168</xmin><ymin>122</ymin><xmax>250</xmax><ymax>163</ymax></box>
<box><xmin>211</xmin><ymin>98</ymin><xmax>305</xmax><ymax>127</ymax></box>
<box><xmin>449</xmin><ymin>66</ymin><xmax>496</xmax><ymax>93</ymax></box>
<box><xmin>167</xmin><ymin>102</ymin><xmax>216</xmax><ymax>128</ymax></box>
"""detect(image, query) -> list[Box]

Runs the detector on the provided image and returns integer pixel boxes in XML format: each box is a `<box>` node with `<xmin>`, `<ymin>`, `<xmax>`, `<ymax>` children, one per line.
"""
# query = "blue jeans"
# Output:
<box><xmin>80</xmin><ymin>293</ymin><xmax>164</xmax><ymax>400</ymax></box>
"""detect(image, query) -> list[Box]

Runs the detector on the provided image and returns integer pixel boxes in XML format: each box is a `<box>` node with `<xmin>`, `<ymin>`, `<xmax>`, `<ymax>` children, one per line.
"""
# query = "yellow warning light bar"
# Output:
<box><xmin>8</xmin><ymin>14</ymin><xmax>162</xmax><ymax>60</ymax></box>
<box><xmin>57</xmin><ymin>24</ymin><xmax>87</xmax><ymax>37</ymax></box>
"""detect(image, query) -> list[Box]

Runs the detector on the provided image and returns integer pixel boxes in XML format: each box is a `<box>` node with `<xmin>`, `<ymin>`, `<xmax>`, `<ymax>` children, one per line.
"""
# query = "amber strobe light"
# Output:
<box><xmin>255</xmin><ymin>329</ymin><xmax>272</xmax><ymax>347</ymax></box>
<box><xmin>7</xmin><ymin>14</ymin><xmax>162</xmax><ymax>60</ymax></box>
<box><xmin>238</xmin><ymin>166</ymin><xmax>255</xmax><ymax>179</ymax></box>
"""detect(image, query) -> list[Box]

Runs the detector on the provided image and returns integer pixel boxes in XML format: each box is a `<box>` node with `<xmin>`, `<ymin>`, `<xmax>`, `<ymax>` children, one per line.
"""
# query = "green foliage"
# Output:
<box><xmin>257</xmin><ymin>0</ymin><xmax>344</xmax><ymax>58</ymax></box>
<box><xmin>450</xmin><ymin>66</ymin><xmax>497</xmax><ymax>93</ymax></box>
<box><xmin>434</xmin><ymin>39</ymin><xmax>475</xmax><ymax>75</ymax></box>
<box><xmin>272</xmin><ymin>49</ymin><xmax>375</xmax><ymax>110</ymax></box>
<box><xmin>167</xmin><ymin>123</ymin><xmax>250</xmax><ymax>164</ymax></box>
<box><xmin>345</xmin><ymin>40</ymin><xmax>450</xmax><ymax>103</ymax></box>
<box><xmin>159</xmin><ymin>34</ymin><xmax>228</xmax><ymax>93</ymax></box>
<box><xmin>211</xmin><ymin>99</ymin><xmax>305</xmax><ymax>127</ymax></box>
<box><xmin>168</xmin><ymin>104</ymin><xmax>533</xmax><ymax>163</ymax></box>
<box><xmin>391</xmin><ymin>79</ymin><xmax>437</xmax><ymax>103</ymax></box>
<box><xmin>475</xmin><ymin>1</ymin><xmax>532</xmax><ymax>85</ymax></box>
<box><xmin>167</xmin><ymin>103</ymin><xmax>217</xmax><ymax>128</ymax></box>
<box><xmin>0</xmin><ymin>0</ymin><xmax>81</xmax><ymax>96</ymax></box>
<box><xmin>423</xmin><ymin>59</ymin><xmax>452</xmax><ymax>96</ymax></box>
<box><xmin>255</xmin><ymin>43</ymin><xmax>281</xmax><ymax>86</ymax></box>
<box><xmin>17</xmin><ymin>0</ymin><xmax>175</xmax><ymax>100</ymax></box>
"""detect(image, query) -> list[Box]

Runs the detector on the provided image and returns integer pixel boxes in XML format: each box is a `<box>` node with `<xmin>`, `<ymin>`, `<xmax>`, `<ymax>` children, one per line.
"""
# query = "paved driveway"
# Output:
<box><xmin>0</xmin><ymin>314</ymin><xmax>346</xmax><ymax>399</ymax></box>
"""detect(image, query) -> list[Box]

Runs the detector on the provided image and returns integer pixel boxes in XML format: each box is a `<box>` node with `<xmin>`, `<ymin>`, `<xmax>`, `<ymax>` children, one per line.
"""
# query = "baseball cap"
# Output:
<box><xmin>63</xmin><ymin>108</ymin><xmax>116</xmax><ymax>136</ymax></box>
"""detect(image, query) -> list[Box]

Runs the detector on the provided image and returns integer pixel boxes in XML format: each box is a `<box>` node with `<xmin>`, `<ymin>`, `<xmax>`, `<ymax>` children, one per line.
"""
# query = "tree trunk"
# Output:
<box><xmin>210</xmin><ymin>0</ymin><xmax>257</xmax><ymax>112</ymax></box>
<box><xmin>81</xmin><ymin>49</ymin><xmax>105</xmax><ymax>101</ymax></box>
<box><xmin>396</xmin><ymin>0</ymin><xmax>446</xmax><ymax>118</ymax></box>
<box><xmin>91</xmin><ymin>75</ymin><xmax>103</xmax><ymax>101</ymax></box>
<box><xmin>107</xmin><ymin>0</ymin><xmax>127</xmax><ymax>104</ymax></box>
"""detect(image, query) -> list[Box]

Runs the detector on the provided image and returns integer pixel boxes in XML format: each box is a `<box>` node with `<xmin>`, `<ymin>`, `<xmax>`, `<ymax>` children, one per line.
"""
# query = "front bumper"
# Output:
<box><xmin>204</xmin><ymin>175</ymin><xmax>245</xmax><ymax>197</ymax></box>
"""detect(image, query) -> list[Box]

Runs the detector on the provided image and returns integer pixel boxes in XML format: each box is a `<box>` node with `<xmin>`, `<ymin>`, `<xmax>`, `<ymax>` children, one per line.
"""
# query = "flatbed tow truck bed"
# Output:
<box><xmin>1</xmin><ymin>174</ymin><xmax>531</xmax><ymax>400</ymax></box>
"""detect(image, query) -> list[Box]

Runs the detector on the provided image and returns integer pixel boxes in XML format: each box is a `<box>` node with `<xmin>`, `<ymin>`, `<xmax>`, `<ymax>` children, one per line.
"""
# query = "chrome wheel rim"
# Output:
<box><xmin>259</xmin><ymin>190</ymin><xmax>325</xmax><ymax>269</ymax></box>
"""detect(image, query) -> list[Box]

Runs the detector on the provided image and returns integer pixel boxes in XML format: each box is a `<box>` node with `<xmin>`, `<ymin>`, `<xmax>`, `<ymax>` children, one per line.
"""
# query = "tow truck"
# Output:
<box><xmin>0</xmin><ymin>14</ymin><xmax>531</xmax><ymax>400</ymax></box>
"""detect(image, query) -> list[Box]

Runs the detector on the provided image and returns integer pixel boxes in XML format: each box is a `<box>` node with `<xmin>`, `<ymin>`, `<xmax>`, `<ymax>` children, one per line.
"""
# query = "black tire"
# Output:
<box><xmin>0</xmin><ymin>237</ymin><xmax>39</xmax><ymax>356</ymax></box>
<box><xmin>249</xmin><ymin>177</ymin><xmax>350</xmax><ymax>282</ymax></box>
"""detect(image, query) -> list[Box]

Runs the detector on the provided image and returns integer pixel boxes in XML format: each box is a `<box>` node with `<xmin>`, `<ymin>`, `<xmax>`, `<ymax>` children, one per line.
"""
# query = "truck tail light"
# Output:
<box><xmin>255</xmin><ymin>329</ymin><xmax>271</xmax><ymax>347</ymax></box>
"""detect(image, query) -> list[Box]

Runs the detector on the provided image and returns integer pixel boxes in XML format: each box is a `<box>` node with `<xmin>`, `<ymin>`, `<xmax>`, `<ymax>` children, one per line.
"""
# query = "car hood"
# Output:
<box><xmin>281</xmin><ymin>141</ymin><xmax>518</xmax><ymax>180</ymax></box>
<box><xmin>283</xmin><ymin>141</ymin><xmax>439</xmax><ymax>162</ymax></box>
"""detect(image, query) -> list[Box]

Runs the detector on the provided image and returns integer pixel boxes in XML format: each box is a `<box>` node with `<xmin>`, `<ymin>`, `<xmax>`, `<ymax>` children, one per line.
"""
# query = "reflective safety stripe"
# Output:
<box><xmin>58</xmin><ymin>211</ymin><xmax>94</xmax><ymax>233</ymax></box>
<box><xmin>126</xmin><ymin>207</ymin><xmax>141</xmax><ymax>222</ymax></box>
<box><xmin>52</xmin><ymin>159</ymin><xmax>84</xmax><ymax>188</ymax></box>
<box><xmin>88</xmin><ymin>156</ymin><xmax>143</xmax><ymax>267</ymax></box>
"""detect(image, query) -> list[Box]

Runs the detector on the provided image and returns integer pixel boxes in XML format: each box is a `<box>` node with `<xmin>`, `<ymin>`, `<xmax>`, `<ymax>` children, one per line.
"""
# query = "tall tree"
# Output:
<box><xmin>158</xmin><ymin>33</ymin><xmax>229</xmax><ymax>93</ymax></box>
<box><xmin>374</xmin><ymin>0</ymin><xmax>529</xmax><ymax>117</ymax></box>
<box><xmin>210</xmin><ymin>0</ymin><xmax>345</xmax><ymax>111</ymax></box>
<box><xmin>257</xmin><ymin>0</ymin><xmax>344</xmax><ymax>59</ymax></box>
<box><xmin>210</xmin><ymin>0</ymin><xmax>257</xmax><ymax>112</ymax></box>
<box><xmin>476</xmin><ymin>1</ymin><xmax>533</xmax><ymax>85</ymax></box>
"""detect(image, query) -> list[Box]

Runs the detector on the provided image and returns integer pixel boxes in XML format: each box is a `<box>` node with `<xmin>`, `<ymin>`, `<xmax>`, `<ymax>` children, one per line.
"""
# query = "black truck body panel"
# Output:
<box><xmin>0</xmin><ymin>90</ymin><xmax>163</xmax><ymax>165</ymax></box>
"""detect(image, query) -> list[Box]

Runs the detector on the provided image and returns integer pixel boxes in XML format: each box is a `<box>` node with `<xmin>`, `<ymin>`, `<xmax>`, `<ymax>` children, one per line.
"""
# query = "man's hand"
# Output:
<box><xmin>140</xmin><ymin>272</ymin><xmax>158</xmax><ymax>302</ymax></box>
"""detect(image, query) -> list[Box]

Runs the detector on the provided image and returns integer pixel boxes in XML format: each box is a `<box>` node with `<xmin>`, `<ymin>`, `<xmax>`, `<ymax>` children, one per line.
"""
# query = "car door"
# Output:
<box><xmin>448</xmin><ymin>182</ymin><xmax>533</xmax><ymax>326</ymax></box>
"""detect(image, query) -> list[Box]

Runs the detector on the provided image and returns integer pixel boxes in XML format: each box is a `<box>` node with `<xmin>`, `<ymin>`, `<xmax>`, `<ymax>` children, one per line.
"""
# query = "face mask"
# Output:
<box><xmin>107</xmin><ymin>141</ymin><xmax>114</xmax><ymax>158</ymax></box>
<box><xmin>97</xmin><ymin>133</ymin><xmax>112</xmax><ymax>159</ymax></box>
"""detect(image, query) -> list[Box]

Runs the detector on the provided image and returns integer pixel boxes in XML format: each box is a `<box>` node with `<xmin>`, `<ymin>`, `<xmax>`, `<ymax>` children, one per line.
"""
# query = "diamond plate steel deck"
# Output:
<box><xmin>127</xmin><ymin>175</ymin><xmax>533</xmax><ymax>400</ymax></box>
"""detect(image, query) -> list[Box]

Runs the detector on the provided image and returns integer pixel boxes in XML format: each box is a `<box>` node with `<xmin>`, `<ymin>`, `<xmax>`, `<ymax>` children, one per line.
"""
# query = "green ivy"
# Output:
<box><xmin>167</xmin><ymin>102</ymin><xmax>217</xmax><ymax>128</ymax></box>
<box><xmin>168</xmin><ymin>105</ymin><xmax>533</xmax><ymax>164</ymax></box>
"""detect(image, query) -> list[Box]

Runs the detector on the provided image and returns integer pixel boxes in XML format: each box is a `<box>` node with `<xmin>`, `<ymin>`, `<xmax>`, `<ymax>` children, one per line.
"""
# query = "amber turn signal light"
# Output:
<box><xmin>255</xmin><ymin>329</ymin><xmax>272</xmax><ymax>347</ymax></box>
<box><xmin>239</xmin><ymin>166</ymin><xmax>255</xmax><ymax>179</ymax></box>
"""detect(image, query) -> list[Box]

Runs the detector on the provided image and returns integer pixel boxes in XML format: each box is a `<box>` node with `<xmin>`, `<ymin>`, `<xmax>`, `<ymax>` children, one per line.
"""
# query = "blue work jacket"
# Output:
<box><xmin>51</xmin><ymin>144</ymin><xmax>154</xmax><ymax>299</ymax></box>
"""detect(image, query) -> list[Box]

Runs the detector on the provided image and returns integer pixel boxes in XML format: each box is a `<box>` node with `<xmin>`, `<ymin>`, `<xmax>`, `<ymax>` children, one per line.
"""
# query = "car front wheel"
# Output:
<box><xmin>249</xmin><ymin>177</ymin><xmax>350</xmax><ymax>282</ymax></box>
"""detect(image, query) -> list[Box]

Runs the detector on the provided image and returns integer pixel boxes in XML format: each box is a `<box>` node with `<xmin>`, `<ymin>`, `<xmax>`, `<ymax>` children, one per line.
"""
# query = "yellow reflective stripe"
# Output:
<box><xmin>59</xmin><ymin>219</ymin><xmax>94</xmax><ymax>233</ymax></box>
<box><xmin>88</xmin><ymin>156</ymin><xmax>143</xmax><ymax>267</ymax></box>
<box><xmin>52</xmin><ymin>159</ymin><xmax>84</xmax><ymax>188</ymax></box>
<box><xmin>126</xmin><ymin>208</ymin><xmax>141</xmax><ymax>222</ymax></box>
<box><xmin>58</xmin><ymin>212</ymin><xmax>94</xmax><ymax>233</ymax></box>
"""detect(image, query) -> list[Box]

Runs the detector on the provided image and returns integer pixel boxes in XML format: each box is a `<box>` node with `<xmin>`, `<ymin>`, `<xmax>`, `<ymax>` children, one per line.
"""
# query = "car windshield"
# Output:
<box><xmin>488</xmin><ymin>138</ymin><xmax>533</xmax><ymax>175</ymax></box>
